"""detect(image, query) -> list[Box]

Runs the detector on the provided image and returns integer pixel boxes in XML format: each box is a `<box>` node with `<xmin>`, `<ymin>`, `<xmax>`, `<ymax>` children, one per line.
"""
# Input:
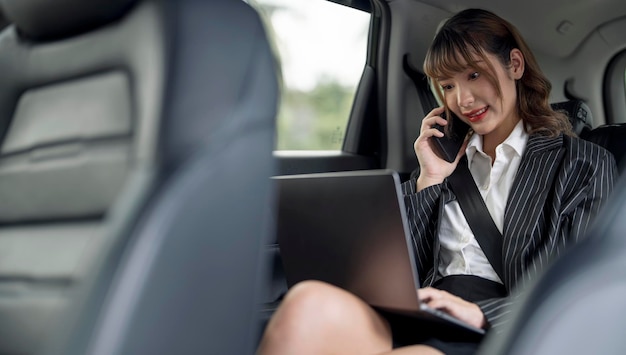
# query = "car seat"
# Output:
<box><xmin>0</xmin><ymin>0</ymin><xmax>279</xmax><ymax>354</ymax></box>
<box><xmin>551</xmin><ymin>99</ymin><xmax>592</xmax><ymax>137</ymax></box>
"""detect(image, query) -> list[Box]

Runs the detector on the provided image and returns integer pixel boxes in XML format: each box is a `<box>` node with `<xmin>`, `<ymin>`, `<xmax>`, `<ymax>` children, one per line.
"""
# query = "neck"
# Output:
<box><xmin>482</xmin><ymin>117</ymin><xmax>521</xmax><ymax>161</ymax></box>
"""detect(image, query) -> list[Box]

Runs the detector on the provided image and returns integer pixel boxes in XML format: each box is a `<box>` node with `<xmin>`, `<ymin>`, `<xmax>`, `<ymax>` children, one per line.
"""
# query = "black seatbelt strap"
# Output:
<box><xmin>447</xmin><ymin>157</ymin><xmax>505</xmax><ymax>282</ymax></box>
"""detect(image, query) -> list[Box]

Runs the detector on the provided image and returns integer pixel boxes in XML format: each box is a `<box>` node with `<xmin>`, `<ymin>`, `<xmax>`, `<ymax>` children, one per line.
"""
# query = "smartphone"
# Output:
<box><xmin>431</xmin><ymin>111</ymin><xmax>470</xmax><ymax>163</ymax></box>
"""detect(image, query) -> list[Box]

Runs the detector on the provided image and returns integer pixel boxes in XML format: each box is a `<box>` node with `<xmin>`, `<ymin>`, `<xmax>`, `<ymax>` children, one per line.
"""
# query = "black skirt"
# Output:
<box><xmin>380</xmin><ymin>275</ymin><xmax>507</xmax><ymax>355</ymax></box>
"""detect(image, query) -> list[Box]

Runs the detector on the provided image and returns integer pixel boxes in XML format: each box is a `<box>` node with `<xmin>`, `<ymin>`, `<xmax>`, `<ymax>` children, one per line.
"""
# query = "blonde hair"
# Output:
<box><xmin>424</xmin><ymin>9</ymin><xmax>573</xmax><ymax>137</ymax></box>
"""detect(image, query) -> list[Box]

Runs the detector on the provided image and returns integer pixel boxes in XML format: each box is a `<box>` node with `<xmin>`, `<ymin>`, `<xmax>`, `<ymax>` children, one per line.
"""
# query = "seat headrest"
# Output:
<box><xmin>0</xmin><ymin>0</ymin><xmax>138</xmax><ymax>41</ymax></box>
<box><xmin>550</xmin><ymin>99</ymin><xmax>592</xmax><ymax>137</ymax></box>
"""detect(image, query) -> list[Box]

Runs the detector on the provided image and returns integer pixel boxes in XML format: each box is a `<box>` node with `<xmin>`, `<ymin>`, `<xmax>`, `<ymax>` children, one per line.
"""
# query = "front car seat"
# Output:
<box><xmin>0</xmin><ymin>0</ymin><xmax>279</xmax><ymax>354</ymax></box>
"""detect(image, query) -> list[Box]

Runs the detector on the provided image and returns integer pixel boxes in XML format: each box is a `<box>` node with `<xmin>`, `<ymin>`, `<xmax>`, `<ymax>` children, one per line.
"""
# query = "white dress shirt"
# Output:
<box><xmin>437</xmin><ymin>120</ymin><xmax>528</xmax><ymax>284</ymax></box>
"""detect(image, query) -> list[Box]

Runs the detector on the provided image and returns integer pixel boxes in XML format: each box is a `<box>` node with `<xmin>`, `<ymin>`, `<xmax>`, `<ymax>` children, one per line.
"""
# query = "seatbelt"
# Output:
<box><xmin>447</xmin><ymin>157</ymin><xmax>505</xmax><ymax>282</ymax></box>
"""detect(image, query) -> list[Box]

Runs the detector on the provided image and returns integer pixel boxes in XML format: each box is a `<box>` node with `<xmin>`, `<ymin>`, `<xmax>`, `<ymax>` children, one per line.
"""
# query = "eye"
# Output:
<box><xmin>469</xmin><ymin>72</ymin><xmax>480</xmax><ymax>80</ymax></box>
<box><xmin>440</xmin><ymin>83</ymin><xmax>454</xmax><ymax>91</ymax></box>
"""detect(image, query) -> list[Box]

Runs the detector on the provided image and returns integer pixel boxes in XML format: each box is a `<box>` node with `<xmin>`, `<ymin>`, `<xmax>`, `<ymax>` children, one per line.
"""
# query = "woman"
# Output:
<box><xmin>257</xmin><ymin>8</ymin><xmax>616</xmax><ymax>355</ymax></box>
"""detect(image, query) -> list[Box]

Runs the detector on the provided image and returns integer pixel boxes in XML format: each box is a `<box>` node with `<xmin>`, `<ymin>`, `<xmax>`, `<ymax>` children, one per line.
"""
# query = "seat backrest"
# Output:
<box><xmin>0</xmin><ymin>0</ymin><xmax>278</xmax><ymax>354</ymax></box>
<box><xmin>0</xmin><ymin>0</ymin><xmax>158</xmax><ymax>352</ymax></box>
<box><xmin>478</xmin><ymin>172</ymin><xmax>626</xmax><ymax>355</ymax></box>
<box><xmin>550</xmin><ymin>100</ymin><xmax>625</xmax><ymax>173</ymax></box>
<box><xmin>550</xmin><ymin>99</ymin><xmax>592</xmax><ymax>137</ymax></box>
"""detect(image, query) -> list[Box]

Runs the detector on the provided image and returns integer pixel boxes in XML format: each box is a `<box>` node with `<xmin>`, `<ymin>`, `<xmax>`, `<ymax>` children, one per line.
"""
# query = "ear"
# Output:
<box><xmin>510</xmin><ymin>48</ymin><xmax>525</xmax><ymax>80</ymax></box>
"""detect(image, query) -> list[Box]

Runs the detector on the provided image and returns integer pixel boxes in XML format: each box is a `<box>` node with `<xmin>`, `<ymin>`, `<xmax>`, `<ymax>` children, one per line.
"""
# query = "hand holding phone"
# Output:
<box><xmin>431</xmin><ymin>111</ymin><xmax>470</xmax><ymax>163</ymax></box>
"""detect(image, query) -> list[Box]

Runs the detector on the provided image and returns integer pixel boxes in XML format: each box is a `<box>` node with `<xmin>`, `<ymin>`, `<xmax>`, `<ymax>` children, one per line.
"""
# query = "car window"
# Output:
<box><xmin>250</xmin><ymin>0</ymin><xmax>370</xmax><ymax>150</ymax></box>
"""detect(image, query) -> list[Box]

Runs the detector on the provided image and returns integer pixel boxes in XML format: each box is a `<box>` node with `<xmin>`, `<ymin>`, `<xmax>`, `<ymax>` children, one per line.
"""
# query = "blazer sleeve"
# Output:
<box><xmin>476</xmin><ymin>144</ymin><xmax>617</xmax><ymax>330</ymax></box>
<box><xmin>401</xmin><ymin>178</ymin><xmax>443</xmax><ymax>282</ymax></box>
<box><xmin>557</xmin><ymin>146</ymin><xmax>617</xmax><ymax>245</ymax></box>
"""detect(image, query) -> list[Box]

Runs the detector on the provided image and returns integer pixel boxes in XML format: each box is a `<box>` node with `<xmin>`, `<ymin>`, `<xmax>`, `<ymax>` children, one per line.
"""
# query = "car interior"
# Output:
<box><xmin>0</xmin><ymin>0</ymin><xmax>625</xmax><ymax>354</ymax></box>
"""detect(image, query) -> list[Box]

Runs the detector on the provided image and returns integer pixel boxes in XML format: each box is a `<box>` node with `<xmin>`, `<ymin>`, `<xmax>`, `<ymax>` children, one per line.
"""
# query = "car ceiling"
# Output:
<box><xmin>413</xmin><ymin>0</ymin><xmax>626</xmax><ymax>58</ymax></box>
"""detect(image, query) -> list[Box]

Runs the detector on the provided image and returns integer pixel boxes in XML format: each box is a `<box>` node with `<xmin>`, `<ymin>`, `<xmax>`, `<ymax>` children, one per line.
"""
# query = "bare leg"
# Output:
<box><xmin>257</xmin><ymin>280</ymin><xmax>444</xmax><ymax>355</ymax></box>
<box><xmin>257</xmin><ymin>280</ymin><xmax>392</xmax><ymax>354</ymax></box>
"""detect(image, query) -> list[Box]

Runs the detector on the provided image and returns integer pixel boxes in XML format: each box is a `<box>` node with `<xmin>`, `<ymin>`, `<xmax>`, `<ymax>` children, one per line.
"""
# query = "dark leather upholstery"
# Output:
<box><xmin>479</xmin><ymin>173</ymin><xmax>626</xmax><ymax>355</ymax></box>
<box><xmin>0</xmin><ymin>0</ymin><xmax>278</xmax><ymax>354</ymax></box>
<box><xmin>551</xmin><ymin>99</ymin><xmax>592</xmax><ymax>137</ymax></box>
<box><xmin>581</xmin><ymin>123</ymin><xmax>626</xmax><ymax>172</ymax></box>
<box><xmin>0</xmin><ymin>1</ymin><xmax>162</xmax><ymax>351</ymax></box>
<box><xmin>550</xmin><ymin>100</ymin><xmax>626</xmax><ymax>173</ymax></box>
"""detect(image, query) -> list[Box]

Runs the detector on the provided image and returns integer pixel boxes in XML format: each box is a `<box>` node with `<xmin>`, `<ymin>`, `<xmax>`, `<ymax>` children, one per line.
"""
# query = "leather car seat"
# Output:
<box><xmin>548</xmin><ymin>100</ymin><xmax>625</xmax><ymax>173</ymax></box>
<box><xmin>0</xmin><ymin>0</ymin><xmax>279</xmax><ymax>354</ymax></box>
<box><xmin>551</xmin><ymin>99</ymin><xmax>592</xmax><ymax>137</ymax></box>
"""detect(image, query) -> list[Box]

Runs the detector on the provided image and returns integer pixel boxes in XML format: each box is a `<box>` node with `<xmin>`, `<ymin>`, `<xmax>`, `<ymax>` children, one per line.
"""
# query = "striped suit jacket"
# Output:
<box><xmin>401</xmin><ymin>134</ymin><xmax>617</xmax><ymax>329</ymax></box>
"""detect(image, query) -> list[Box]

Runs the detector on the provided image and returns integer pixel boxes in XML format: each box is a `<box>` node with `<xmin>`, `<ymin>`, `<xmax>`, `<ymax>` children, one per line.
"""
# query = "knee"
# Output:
<box><xmin>275</xmin><ymin>280</ymin><xmax>353</xmax><ymax>328</ymax></box>
<box><xmin>258</xmin><ymin>280</ymin><xmax>392</xmax><ymax>354</ymax></box>
<box><xmin>263</xmin><ymin>281</ymin><xmax>361</xmax><ymax>338</ymax></box>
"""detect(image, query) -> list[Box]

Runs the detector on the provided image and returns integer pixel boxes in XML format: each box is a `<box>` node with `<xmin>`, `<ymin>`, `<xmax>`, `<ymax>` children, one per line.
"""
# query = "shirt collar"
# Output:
<box><xmin>503</xmin><ymin>119</ymin><xmax>528</xmax><ymax>157</ymax></box>
<box><xmin>465</xmin><ymin>119</ymin><xmax>528</xmax><ymax>163</ymax></box>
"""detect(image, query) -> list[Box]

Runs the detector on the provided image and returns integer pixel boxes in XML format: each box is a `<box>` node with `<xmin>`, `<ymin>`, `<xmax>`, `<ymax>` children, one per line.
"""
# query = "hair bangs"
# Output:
<box><xmin>424</xmin><ymin>30</ymin><xmax>485</xmax><ymax>83</ymax></box>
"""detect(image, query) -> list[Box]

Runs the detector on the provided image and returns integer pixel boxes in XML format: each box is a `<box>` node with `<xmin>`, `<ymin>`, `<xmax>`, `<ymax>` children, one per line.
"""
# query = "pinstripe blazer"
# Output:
<box><xmin>401</xmin><ymin>133</ymin><xmax>617</xmax><ymax>329</ymax></box>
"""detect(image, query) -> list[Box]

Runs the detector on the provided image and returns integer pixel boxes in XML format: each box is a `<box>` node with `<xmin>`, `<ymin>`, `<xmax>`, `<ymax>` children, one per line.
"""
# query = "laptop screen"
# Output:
<box><xmin>274</xmin><ymin>170</ymin><xmax>422</xmax><ymax>312</ymax></box>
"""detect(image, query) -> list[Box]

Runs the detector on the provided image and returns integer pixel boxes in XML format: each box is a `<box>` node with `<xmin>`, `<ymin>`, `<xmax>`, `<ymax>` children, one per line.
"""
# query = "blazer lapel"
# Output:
<box><xmin>501</xmin><ymin>134</ymin><xmax>565</xmax><ymax>282</ymax></box>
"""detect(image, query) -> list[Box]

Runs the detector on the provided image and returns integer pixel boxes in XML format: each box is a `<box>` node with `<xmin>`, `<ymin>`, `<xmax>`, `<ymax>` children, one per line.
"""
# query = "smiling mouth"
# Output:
<box><xmin>465</xmin><ymin>106</ymin><xmax>489</xmax><ymax>122</ymax></box>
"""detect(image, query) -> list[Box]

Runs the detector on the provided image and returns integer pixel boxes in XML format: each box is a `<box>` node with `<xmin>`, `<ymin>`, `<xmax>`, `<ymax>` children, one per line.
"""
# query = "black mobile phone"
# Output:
<box><xmin>431</xmin><ymin>111</ymin><xmax>470</xmax><ymax>163</ymax></box>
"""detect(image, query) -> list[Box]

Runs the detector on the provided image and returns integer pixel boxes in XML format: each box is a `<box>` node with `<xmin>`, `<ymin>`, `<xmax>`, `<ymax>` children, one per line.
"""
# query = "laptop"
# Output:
<box><xmin>274</xmin><ymin>169</ymin><xmax>485</xmax><ymax>336</ymax></box>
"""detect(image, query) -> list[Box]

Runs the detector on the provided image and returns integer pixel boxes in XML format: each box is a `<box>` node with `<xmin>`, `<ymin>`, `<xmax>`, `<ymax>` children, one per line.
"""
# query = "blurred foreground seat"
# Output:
<box><xmin>0</xmin><ymin>0</ymin><xmax>278</xmax><ymax>354</ymax></box>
